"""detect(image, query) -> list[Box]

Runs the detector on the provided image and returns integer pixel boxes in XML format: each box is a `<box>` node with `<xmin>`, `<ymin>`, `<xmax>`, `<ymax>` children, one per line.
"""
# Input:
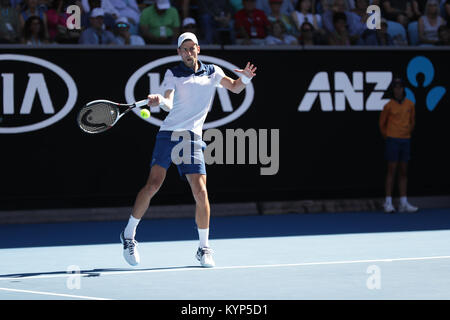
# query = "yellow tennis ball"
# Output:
<box><xmin>140</xmin><ymin>109</ymin><xmax>150</xmax><ymax>119</ymax></box>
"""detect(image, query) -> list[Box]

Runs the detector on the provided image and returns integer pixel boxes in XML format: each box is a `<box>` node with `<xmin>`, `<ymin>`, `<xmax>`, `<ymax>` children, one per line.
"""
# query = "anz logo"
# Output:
<box><xmin>405</xmin><ymin>56</ymin><xmax>446</xmax><ymax>111</ymax></box>
<box><xmin>299</xmin><ymin>56</ymin><xmax>446</xmax><ymax>112</ymax></box>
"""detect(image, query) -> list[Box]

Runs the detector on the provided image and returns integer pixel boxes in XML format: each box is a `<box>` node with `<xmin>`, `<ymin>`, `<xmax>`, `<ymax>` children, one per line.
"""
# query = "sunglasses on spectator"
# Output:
<box><xmin>184</xmin><ymin>24</ymin><xmax>196</xmax><ymax>28</ymax></box>
<box><xmin>116</xmin><ymin>23</ymin><xmax>129</xmax><ymax>28</ymax></box>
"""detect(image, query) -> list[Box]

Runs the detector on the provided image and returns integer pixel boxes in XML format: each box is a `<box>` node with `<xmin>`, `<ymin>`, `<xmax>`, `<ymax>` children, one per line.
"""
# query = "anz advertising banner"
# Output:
<box><xmin>0</xmin><ymin>48</ymin><xmax>448</xmax><ymax>210</ymax></box>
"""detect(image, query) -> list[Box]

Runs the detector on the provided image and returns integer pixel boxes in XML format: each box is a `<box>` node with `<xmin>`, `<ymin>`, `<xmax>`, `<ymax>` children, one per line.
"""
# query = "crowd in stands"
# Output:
<box><xmin>1</xmin><ymin>0</ymin><xmax>449</xmax><ymax>46</ymax></box>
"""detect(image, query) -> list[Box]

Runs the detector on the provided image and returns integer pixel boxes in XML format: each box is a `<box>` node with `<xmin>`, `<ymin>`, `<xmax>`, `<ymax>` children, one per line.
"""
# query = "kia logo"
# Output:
<box><xmin>0</xmin><ymin>54</ymin><xmax>78</xmax><ymax>134</ymax></box>
<box><xmin>125</xmin><ymin>55</ymin><xmax>255</xmax><ymax>128</ymax></box>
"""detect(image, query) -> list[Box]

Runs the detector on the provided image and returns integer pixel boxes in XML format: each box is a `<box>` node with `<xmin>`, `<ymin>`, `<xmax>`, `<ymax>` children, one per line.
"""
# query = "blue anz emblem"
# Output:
<box><xmin>405</xmin><ymin>56</ymin><xmax>446</xmax><ymax>111</ymax></box>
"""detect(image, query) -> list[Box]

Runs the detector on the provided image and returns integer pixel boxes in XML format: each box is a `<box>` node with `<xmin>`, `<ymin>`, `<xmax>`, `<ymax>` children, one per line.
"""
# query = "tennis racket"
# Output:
<box><xmin>77</xmin><ymin>99</ymin><xmax>149</xmax><ymax>134</ymax></box>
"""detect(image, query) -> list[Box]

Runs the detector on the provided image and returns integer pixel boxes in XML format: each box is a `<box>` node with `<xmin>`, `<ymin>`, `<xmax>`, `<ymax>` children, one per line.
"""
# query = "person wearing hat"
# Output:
<box><xmin>379</xmin><ymin>78</ymin><xmax>419</xmax><ymax>213</ymax></box>
<box><xmin>114</xmin><ymin>17</ymin><xmax>145</xmax><ymax>45</ymax></box>
<box><xmin>139</xmin><ymin>0</ymin><xmax>180</xmax><ymax>44</ymax></box>
<box><xmin>79</xmin><ymin>7</ymin><xmax>116</xmax><ymax>44</ymax></box>
<box><xmin>120</xmin><ymin>32</ymin><xmax>257</xmax><ymax>268</ymax></box>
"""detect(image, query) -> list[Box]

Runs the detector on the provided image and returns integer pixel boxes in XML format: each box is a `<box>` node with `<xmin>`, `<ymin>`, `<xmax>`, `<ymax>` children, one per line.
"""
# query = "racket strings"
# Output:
<box><xmin>78</xmin><ymin>102</ymin><xmax>118</xmax><ymax>133</ymax></box>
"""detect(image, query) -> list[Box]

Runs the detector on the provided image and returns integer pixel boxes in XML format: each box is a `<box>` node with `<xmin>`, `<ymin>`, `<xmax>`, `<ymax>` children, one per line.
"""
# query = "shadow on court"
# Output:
<box><xmin>0</xmin><ymin>266</ymin><xmax>201</xmax><ymax>280</ymax></box>
<box><xmin>0</xmin><ymin>208</ymin><xmax>449</xmax><ymax>249</ymax></box>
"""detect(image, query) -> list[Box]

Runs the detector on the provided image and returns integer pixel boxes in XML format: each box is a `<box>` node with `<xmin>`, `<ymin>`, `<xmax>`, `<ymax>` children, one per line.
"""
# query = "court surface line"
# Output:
<box><xmin>0</xmin><ymin>287</ymin><xmax>111</xmax><ymax>300</ymax></box>
<box><xmin>1</xmin><ymin>255</ymin><xmax>450</xmax><ymax>281</ymax></box>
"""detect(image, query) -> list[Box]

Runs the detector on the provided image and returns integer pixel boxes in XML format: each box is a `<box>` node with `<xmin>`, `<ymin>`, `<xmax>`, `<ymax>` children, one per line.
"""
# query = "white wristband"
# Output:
<box><xmin>240</xmin><ymin>75</ymin><xmax>251</xmax><ymax>84</ymax></box>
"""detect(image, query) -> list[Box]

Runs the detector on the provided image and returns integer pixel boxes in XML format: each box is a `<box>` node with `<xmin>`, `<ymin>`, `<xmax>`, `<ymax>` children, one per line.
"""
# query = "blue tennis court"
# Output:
<box><xmin>1</xmin><ymin>208</ymin><xmax>450</xmax><ymax>300</ymax></box>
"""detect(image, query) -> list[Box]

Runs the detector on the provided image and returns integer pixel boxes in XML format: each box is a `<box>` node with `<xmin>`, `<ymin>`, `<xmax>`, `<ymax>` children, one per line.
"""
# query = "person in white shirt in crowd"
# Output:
<box><xmin>292</xmin><ymin>0</ymin><xmax>323</xmax><ymax>32</ymax></box>
<box><xmin>109</xmin><ymin>0</ymin><xmax>141</xmax><ymax>34</ymax></box>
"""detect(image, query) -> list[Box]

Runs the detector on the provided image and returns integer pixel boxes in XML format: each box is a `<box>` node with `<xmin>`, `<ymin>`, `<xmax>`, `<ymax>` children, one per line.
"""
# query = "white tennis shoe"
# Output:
<box><xmin>399</xmin><ymin>202</ymin><xmax>419</xmax><ymax>213</ymax></box>
<box><xmin>120</xmin><ymin>231</ymin><xmax>140</xmax><ymax>266</ymax></box>
<box><xmin>383</xmin><ymin>202</ymin><xmax>396</xmax><ymax>213</ymax></box>
<box><xmin>196</xmin><ymin>247</ymin><xmax>215</xmax><ymax>268</ymax></box>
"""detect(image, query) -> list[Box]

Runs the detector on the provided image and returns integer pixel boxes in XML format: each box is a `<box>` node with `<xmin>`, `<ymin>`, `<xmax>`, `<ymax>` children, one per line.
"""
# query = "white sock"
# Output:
<box><xmin>124</xmin><ymin>215</ymin><xmax>140</xmax><ymax>240</ymax></box>
<box><xmin>198</xmin><ymin>228</ymin><xmax>209</xmax><ymax>248</ymax></box>
<box><xmin>385</xmin><ymin>196</ymin><xmax>392</xmax><ymax>205</ymax></box>
<box><xmin>400</xmin><ymin>196</ymin><xmax>408</xmax><ymax>206</ymax></box>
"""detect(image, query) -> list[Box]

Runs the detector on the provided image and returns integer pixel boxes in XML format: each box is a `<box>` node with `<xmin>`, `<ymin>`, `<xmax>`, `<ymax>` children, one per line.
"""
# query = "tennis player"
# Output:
<box><xmin>120</xmin><ymin>32</ymin><xmax>257</xmax><ymax>267</ymax></box>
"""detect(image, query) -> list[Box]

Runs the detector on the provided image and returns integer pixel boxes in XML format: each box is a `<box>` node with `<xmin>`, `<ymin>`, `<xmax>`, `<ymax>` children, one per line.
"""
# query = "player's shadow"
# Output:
<box><xmin>0</xmin><ymin>266</ymin><xmax>201</xmax><ymax>280</ymax></box>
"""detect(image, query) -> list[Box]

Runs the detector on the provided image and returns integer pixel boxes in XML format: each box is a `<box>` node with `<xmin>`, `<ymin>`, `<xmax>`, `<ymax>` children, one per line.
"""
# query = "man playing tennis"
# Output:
<box><xmin>120</xmin><ymin>32</ymin><xmax>257</xmax><ymax>267</ymax></box>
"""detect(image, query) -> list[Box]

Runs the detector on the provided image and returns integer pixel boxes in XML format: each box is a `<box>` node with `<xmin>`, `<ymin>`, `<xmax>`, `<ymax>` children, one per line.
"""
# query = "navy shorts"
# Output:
<box><xmin>151</xmin><ymin>130</ymin><xmax>206</xmax><ymax>179</ymax></box>
<box><xmin>385</xmin><ymin>137</ymin><xmax>411</xmax><ymax>162</ymax></box>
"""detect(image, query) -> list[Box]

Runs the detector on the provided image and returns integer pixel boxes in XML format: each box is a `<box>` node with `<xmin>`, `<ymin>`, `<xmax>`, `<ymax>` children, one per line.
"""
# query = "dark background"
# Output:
<box><xmin>0</xmin><ymin>48</ymin><xmax>449</xmax><ymax>210</ymax></box>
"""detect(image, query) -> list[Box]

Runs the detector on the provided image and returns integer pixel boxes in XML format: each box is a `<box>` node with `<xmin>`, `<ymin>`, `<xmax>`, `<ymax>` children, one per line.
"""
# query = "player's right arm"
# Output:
<box><xmin>147</xmin><ymin>89</ymin><xmax>174</xmax><ymax>112</ymax></box>
<box><xmin>147</xmin><ymin>69</ymin><xmax>176</xmax><ymax>112</ymax></box>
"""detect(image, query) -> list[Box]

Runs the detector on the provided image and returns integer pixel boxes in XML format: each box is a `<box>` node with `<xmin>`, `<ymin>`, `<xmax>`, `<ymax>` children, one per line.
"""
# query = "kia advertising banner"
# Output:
<box><xmin>0</xmin><ymin>48</ymin><xmax>449</xmax><ymax>210</ymax></box>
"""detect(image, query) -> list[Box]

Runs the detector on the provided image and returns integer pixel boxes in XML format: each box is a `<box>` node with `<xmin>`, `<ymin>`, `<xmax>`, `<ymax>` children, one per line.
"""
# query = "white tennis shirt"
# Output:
<box><xmin>159</xmin><ymin>60</ymin><xmax>226</xmax><ymax>137</ymax></box>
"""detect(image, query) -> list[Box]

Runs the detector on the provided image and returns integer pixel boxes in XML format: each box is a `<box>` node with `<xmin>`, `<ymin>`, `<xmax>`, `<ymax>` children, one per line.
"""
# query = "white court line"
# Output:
<box><xmin>1</xmin><ymin>255</ymin><xmax>450</xmax><ymax>281</ymax></box>
<box><xmin>0</xmin><ymin>287</ymin><xmax>111</xmax><ymax>300</ymax></box>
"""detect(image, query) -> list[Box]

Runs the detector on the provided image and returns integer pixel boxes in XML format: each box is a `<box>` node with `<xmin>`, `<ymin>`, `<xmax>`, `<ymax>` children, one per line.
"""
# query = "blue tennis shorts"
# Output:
<box><xmin>385</xmin><ymin>137</ymin><xmax>411</xmax><ymax>162</ymax></box>
<box><xmin>151</xmin><ymin>130</ymin><xmax>206</xmax><ymax>179</ymax></box>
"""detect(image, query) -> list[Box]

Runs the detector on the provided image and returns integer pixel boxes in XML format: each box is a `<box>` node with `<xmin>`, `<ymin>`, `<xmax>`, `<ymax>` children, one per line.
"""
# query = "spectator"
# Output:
<box><xmin>280</xmin><ymin>0</ymin><xmax>299</xmax><ymax>16</ymax></box>
<box><xmin>265</xmin><ymin>18</ymin><xmax>298</xmax><ymax>43</ymax></box>
<box><xmin>139</xmin><ymin>0</ymin><xmax>180</xmax><ymax>44</ymax></box>
<box><xmin>327</xmin><ymin>11</ymin><xmax>351</xmax><ymax>45</ymax></box>
<box><xmin>257</xmin><ymin>0</ymin><xmax>297</xmax><ymax>16</ymax></box>
<box><xmin>197</xmin><ymin>0</ymin><xmax>234</xmax><ymax>44</ymax></box>
<box><xmin>109</xmin><ymin>0</ymin><xmax>140</xmax><ymax>25</ymax></box>
<box><xmin>298</xmin><ymin>20</ymin><xmax>322</xmax><ymax>44</ymax></box>
<box><xmin>78</xmin><ymin>7</ymin><xmax>116</xmax><ymax>44</ymax></box>
<box><xmin>81</xmin><ymin>0</ymin><xmax>119</xmax><ymax>19</ymax></box>
<box><xmin>352</xmin><ymin>0</ymin><xmax>371</xmax><ymax>25</ymax></box>
<box><xmin>230</xmin><ymin>0</ymin><xmax>244</xmax><ymax>13</ymax></box>
<box><xmin>379</xmin><ymin>78</ymin><xmax>418</xmax><ymax>214</ymax></box>
<box><xmin>46</xmin><ymin>0</ymin><xmax>81</xmax><ymax>43</ymax></box>
<box><xmin>418</xmin><ymin>0</ymin><xmax>446</xmax><ymax>44</ymax></box>
<box><xmin>358</xmin><ymin>17</ymin><xmax>394</xmax><ymax>45</ymax></box>
<box><xmin>410</xmin><ymin>0</ymin><xmax>425</xmax><ymax>21</ymax></box>
<box><xmin>255</xmin><ymin>0</ymin><xmax>271</xmax><ymax>15</ymax></box>
<box><xmin>19</xmin><ymin>0</ymin><xmax>49</xmax><ymax>39</ymax></box>
<box><xmin>114</xmin><ymin>16</ymin><xmax>145</xmax><ymax>45</ymax></box>
<box><xmin>181</xmin><ymin>16</ymin><xmax>198</xmax><ymax>34</ymax></box>
<box><xmin>381</xmin><ymin>0</ymin><xmax>415</xmax><ymax>28</ymax></box>
<box><xmin>0</xmin><ymin>0</ymin><xmax>21</xmax><ymax>43</ymax></box>
<box><xmin>21</xmin><ymin>15</ymin><xmax>49</xmax><ymax>44</ymax></box>
<box><xmin>322</xmin><ymin>0</ymin><xmax>366</xmax><ymax>37</ymax></box>
<box><xmin>435</xmin><ymin>24</ymin><xmax>450</xmax><ymax>44</ymax></box>
<box><xmin>267</xmin><ymin>0</ymin><xmax>296</xmax><ymax>36</ymax></box>
<box><xmin>235</xmin><ymin>0</ymin><xmax>270</xmax><ymax>44</ymax></box>
<box><xmin>81</xmin><ymin>0</ymin><xmax>118</xmax><ymax>30</ymax></box>
<box><xmin>291</xmin><ymin>0</ymin><xmax>322</xmax><ymax>32</ymax></box>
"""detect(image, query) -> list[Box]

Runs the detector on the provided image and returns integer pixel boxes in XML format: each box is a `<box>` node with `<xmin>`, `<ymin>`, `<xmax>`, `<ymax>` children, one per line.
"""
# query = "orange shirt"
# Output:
<box><xmin>379</xmin><ymin>98</ymin><xmax>415</xmax><ymax>139</ymax></box>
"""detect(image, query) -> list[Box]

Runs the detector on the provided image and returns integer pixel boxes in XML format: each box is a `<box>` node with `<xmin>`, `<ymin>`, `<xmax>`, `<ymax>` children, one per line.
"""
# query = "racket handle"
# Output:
<box><xmin>135</xmin><ymin>99</ymin><xmax>149</xmax><ymax>108</ymax></box>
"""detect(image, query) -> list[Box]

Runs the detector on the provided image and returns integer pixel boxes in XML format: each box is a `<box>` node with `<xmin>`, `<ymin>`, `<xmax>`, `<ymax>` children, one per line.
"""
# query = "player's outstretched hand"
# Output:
<box><xmin>234</xmin><ymin>62</ymin><xmax>257</xmax><ymax>79</ymax></box>
<box><xmin>147</xmin><ymin>94</ymin><xmax>162</xmax><ymax>107</ymax></box>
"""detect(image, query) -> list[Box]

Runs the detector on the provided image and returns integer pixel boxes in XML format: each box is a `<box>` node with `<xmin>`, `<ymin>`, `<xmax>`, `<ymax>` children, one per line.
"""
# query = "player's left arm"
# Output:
<box><xmin>220</xmin><ymin>62</ymin><xmax>257</xmax><ymax>94</ymax></box>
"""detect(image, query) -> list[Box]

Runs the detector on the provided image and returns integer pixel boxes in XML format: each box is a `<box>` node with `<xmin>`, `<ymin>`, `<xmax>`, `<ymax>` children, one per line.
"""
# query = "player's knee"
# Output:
<box><xmin>144</xmin><ymin>179</ymin><xmax>163</xmax><ymax>196</ymax></box>
<box><xmin>194</xmin><ymin>188</ymin><xmax>208</xmax><ymax>205</ymax></box>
